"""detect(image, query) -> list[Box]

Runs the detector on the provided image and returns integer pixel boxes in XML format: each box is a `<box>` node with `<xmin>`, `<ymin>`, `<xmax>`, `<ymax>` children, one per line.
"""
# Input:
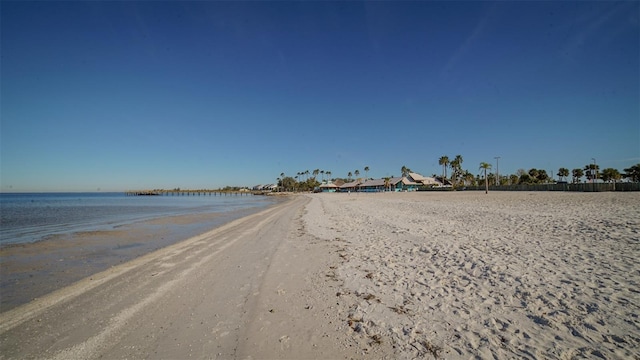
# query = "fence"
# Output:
<box><xmin>462</xmin><ymin>182</ymin><xmax>640</xmax><ymax>192</ymax></box>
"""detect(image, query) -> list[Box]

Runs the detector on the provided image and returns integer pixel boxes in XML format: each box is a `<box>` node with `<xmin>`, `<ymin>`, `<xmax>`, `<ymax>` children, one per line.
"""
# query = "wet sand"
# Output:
<box><xmin>0</xmin><ymin>205</ymin><xmax>280</xmax><ymax>312</ymax></box>
<box><xmin>0</xmin><ymin>195</ymin><xmax>383</xmax><ymax>359</ymax></box>
<box><xmin>1</xmin><ymin>191</ymin><xmax>638</xmax><ymax>359</ymax></box>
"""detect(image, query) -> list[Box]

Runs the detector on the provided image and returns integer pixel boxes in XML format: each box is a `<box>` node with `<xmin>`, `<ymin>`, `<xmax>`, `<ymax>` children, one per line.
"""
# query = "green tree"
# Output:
<box><xmin>557</xmin><ymin>168</ymin><xmax>569</xmax><ymax>182</ymax></box>
<box><xmin>401</xmin><ymin>166</ymin><xmax>411</xmax><ymax>177</ymax></box>
<box><xmin>584</xmin><ymin>164</ymin><xmax>599</xmax><ymax>182</ymax></box>
<box><xmin>479</xmin><ymin>162</ymin><xmax>492</xmax><ymax>194</ymax></box>
<box><xmin>509</xmin><ymin>174</ymin><xmax>519</xmax><ymax>185</ymax></box>
<box><xmin>450</xmin><ymin>155</ymin><xmax>463</xmax><ymax>187</ymax></box>
<box><xmin>463</xmin><ymin>170</ymin><xmax>475</xmax><ymax>186</ymax></box>
<box><xmin>521</xmin><ymin>173</ymin><xmax>534</xmax><ymax>184</ymax></box>
<box><xmin>536</xmin><ymin>169</ymin><xmax>549</xmax><ymax>183</ymax></box>
<box><xmin>364</xmin><ymin>166</ymin><xmax>370</xmax><ymax>179</ymax></box>
<box><xmin>572</xmin><ymin>168</ymin><xmax>584</xmax><ymax>183</ymax></box>
<box><xmin>601</xmin><ymin>168</ymin><xmax>621</xmax><ymax>183</ymax></box>
<box><xmin>439</xmin><ymin>156</ymin><xmax>450</xmax><ymax>181</ymax></box>
<box><xmin>602</xmin><ymin>168</ymin><xmax>622</xmax><ymax>190</ymax></box>
<box><xmin>313</xmin><ymin>169</ymin><xmax>320</xmax><ymax>180</ymax></box>
<box><xmin>354</xmin><ymin>169</ymin><xmax>360</xmax><ymax>179</ymax></box>
<box><xmin>384</xmin><ymin>177</ymin><xmax>390</xmax><ymax>192</ymax></box>
<box><xmin>348</xmin><ymin>171</ymin><xmax>353</xmax><ymax>181</ymax></box>
<box><xmin>487</xmin><ymin>172</ymin><xmax>496</xmax><ymax>187</ymax></box>
<box><xmin>282</xmin><ymin>177</ymin><xmax>297</xmax><ymax>191</ymax></box>
<box><xmin>623</xmin><ymin>164</ymin><xmax>640</xmax><ymax>182</ymax></box>
<box><xmin>326</xmin><ymin>171</ymin><xmax>332</xmax><ymax>181</ymax></box>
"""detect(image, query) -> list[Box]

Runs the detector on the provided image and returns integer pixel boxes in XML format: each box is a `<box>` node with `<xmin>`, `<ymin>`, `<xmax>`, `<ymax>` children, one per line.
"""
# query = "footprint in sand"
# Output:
<box><xmin>279</xmin><ymin>335</ymin><xmax>290</xmax><ymax>350</ymax></box>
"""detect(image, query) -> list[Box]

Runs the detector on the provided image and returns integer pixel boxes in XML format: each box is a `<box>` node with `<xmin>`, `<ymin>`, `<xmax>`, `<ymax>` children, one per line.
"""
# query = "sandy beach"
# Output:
<box><xmin>304</xmin><ymin>191</ymin><xmax>640</xmax><ymax>359</ymax></box>
<box><xmin>0</xmin><ymin>203</ymin><xmax>282</xmax><ymax>312</ymax></box>
<box><xmin>1</xmin><ymin>191</ymin><xmax>638</xmax><ymax>359</ymax></box>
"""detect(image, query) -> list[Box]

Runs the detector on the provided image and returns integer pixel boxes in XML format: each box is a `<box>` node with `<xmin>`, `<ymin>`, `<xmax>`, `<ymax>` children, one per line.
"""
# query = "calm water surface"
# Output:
<box><xmin>0</xmin><ymin>192</ymin><xmax>277</xmax><ymax>245</ymax></box>
<box><xmin>0</xmin><ymin>192</ymin><xmax>283</xmax><ymax>311</ymax></box>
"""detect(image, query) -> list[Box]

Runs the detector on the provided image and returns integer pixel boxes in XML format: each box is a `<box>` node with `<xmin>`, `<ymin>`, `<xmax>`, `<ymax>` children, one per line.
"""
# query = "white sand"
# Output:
<box><xmin>303</xmin><ymin>191</ymin><xmax>640</xmax><ymax>359</ymax></box>
<box><xmin>2</xmin><ymin>191</ymin><xmax>638</xmax><ymax>359</ymax></box>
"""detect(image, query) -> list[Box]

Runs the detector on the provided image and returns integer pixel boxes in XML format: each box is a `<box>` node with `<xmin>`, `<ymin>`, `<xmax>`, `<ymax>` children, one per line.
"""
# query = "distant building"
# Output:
<box><xmin>433</xmin><ymin>176</ymin><xmax>452</xmax><ymax>187</ymax></box>
<box><xmin>258</xmin><ymin>184</ymin><xmax>278</xmax><ymax>191</ymax></box>
<box><xmin>408</xmin><ymin>172</ymin><xmax>443</xmax><ymax>187</ymax></box>
<box><xmin>319</xmin><ymin>183</ymin><xmax>338</xmax><ymax>193</ymax></box>
<box><xmin>357</xmin><ymin>178</ymin><xmax>386</xmax><ymax>192</ymax></box>
<box><xmin>339</xmin><ymin>180</ymin><xmax>361</xmax><ymax>192</ymax></box>
<box><xmin>358</xmin><ymin>177</ymin><xmax>419</xmax><ymax>192</ymax></box>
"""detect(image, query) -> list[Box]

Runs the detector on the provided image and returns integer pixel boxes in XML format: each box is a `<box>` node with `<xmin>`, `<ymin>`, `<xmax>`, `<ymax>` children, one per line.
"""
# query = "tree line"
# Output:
<box><xmin>275</xmin><ymin>160</ymin><xmax>640</xmax><ymax>192</ymax></box>
<box><xmin>437</xmin><ymin>155</ymin><xmax>640</xmax><ymax>187</ymax></box>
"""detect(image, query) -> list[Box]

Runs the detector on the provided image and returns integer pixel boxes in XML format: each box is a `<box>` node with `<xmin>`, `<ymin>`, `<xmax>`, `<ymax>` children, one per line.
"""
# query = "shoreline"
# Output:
<box><xmin>1</xmin><ymin>191</ymin><xmax>638</xmax><ymax>359</ymax></box>
<box><xmin>1</xmin><ymin>194</ymin><xmax>379</xmax><ymax>359</ymax></box>
<box><xmin>0</xmin><ymin>197</ymin><xmax>288</xmax><ymax>313</ymax></box>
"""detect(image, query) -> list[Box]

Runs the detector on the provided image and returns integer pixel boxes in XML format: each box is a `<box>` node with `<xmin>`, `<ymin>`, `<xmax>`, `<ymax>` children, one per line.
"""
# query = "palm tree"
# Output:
<box><xmin>623</xmin><ymin>164</ymin><xmax>640</xmax><ymax>182</ymax></box>
<box><xmin>479</xmin><ymin>162</ymin><xmax>492</xmax><ymax>194</ymax></box>
<box><xmin>584</xmin><ymin>164</ymin><xmax>599</xmax><ymax>182</ymax></box>
<box><xmin>557</xmin><ymin>168</ymin><xmax>569</xmax><ymax>182</ymax></box>
<box><xmin>536</xmin><ymin>169</ymin><xmax>549</xmax><ymax>183</ymax></box>
<box><xmin>364</xmin><ymin>166</ymin><xmax>370</xmax><ymax>179</ymax></box>
<box><xmin>601</xmin><ymin>168</ymin><xmax>621</xmax><ymax>183</ymax></box>
<box><xmin>463</xmin><ymin>170</ymin><xmax>475</xmax><ymax>186</ymax></box>
<box><xmin>348</xmin><ymin>172</ymin><xmax>353</xmax><ymax>181</ymax></box>
<box><xmin>439</xmin><ymin>156</ymin><xmax>449</xmax><ymax>182</ymax></box>
<box><xmin>313</xmin><ymin>169</ymin><xmax>320</xmax><ymax>180</ymax></box>
<box><xmin>354</xmin><ymin>170</ymin><xmax>360</xmax><ymax>179</ymax></box>
<box><xmin>383</xmin><ymin>177</ymin><xmax>390</xmax><ymax>192</ymax></box>
<box><xmin>601</xmin><ymin>168</ymin><xmax>622</xmax><ymax>191</ymax></box>
<box><xmin>401</xmin><ymin>166</ymin><xmax>411</xmax><ymax>177</ymax></box>
<box><xmin>326</xmin><ymin>171</ymin><xmax>332</xmax><ymax>181</ymax></box>
<box><xmin>450</xmin><ymin>155</ymin><xmax>463</xmax><ymax>186</ymax></box>
<box><xmin>572</xmin><ymin>168</ymin><xmax>584</xmax><ymax>183</ymax></box>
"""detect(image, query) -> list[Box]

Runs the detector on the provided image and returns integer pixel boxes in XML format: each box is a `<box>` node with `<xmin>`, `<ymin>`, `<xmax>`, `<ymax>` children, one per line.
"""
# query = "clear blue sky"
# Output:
<box><xmin>2</xmin><ymin>1</ymin><xmax>638</xmax><ymax>191</ymax></box>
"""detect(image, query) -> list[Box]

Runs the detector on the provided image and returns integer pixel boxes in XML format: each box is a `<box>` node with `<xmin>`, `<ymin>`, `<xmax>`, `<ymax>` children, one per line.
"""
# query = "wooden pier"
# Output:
<box><xmin>125</xmin><ymin>190</ymin><xmax>263</xmax><ymax>197</ymax></box>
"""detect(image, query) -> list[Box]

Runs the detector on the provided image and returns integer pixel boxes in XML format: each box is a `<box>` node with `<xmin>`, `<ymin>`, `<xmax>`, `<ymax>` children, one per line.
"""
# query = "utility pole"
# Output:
<box><xmin>494</xmin><ymin>156</ymin><xmax>501</xmax><ymax>186</ymax></box>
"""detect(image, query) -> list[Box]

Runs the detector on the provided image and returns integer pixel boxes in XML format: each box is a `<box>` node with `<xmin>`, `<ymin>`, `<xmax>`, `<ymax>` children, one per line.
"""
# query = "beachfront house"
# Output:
<box><xmin>408</xmin><ymin>173</ymin><xmax>442</xmax><ymax>187</ymax></box>
<box><xmin>399</xmin><ymin>177</ymin><xmax>420</xmax><ymax>191</ymax></box>
<box><xmin>356</xmin><ymin>177</ymin><xmax>419</xmax><ymax>192</ymax></box>
<box><xmin>433</xmin><ymin>176</ymin><xmax>453</xmax><ymax>187</ymax></box>
<box><xmin>319</xmin><ymin>183</ymin><xmax>338</xmax><ymax>193</ymax></box>
<box><xmin>339</xmin><ymin>180</ymin><xmax>361</xmax><ymax>193</ymax></box>
<box><xmin>262</xmin><ymin>184</ymin><xmax>278</xmax><ymax>191</ymax></box>
<box><xmin>358</xmin><ymin>178</ymin><xmax>386</xmax><ymax>192</ymax></box>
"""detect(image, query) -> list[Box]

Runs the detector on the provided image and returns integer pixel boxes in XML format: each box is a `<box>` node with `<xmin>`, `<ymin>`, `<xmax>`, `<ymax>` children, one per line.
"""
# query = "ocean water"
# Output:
<box><xmin>0</xmin><ymin>192</ymin><xmax>282</xmax><ymax>311</ymax></box>
<box><xmin>0</xmin><ymin>192</ymin><xmax>278</xmax><ymax>246</ymax></box>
